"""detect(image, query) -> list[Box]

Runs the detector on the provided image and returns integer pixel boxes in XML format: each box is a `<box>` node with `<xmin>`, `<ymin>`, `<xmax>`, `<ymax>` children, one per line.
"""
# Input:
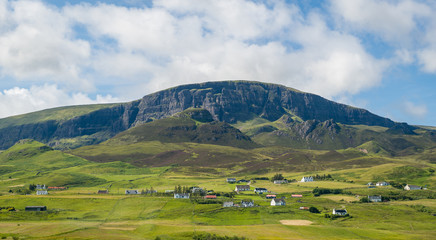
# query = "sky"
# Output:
<box><xmin>0</xmin><ymin>0</ymin><xmax>435</xmax><ymax>126</ymax></box>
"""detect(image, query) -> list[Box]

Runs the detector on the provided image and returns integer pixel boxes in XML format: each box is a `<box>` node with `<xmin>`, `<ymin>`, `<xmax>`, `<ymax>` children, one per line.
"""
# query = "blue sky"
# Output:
<box><xmin>0</xmin><ymin>0</ymin><xmax>435</xmax><ymax>126</ymax></box>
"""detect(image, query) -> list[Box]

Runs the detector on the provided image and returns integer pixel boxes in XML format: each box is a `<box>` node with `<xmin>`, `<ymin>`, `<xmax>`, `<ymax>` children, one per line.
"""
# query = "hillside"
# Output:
<box><xmin>0</xmin><ymin>81</ymin><xmax>404</xmax><ymax>150</ymax></box>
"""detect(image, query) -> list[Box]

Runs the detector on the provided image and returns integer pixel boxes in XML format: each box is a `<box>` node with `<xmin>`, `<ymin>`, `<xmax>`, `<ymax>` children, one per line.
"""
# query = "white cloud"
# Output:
<box><xmin>0</xmin><ymin>84</ymin><xmax>118</xmax><ymax>118</ymax></box>
<box><xmin>0</xmin><ymin>0</ymin><xmax>405</xmax><ymax>117</ymax></box>
<box><xmin>0</xmin><ymin>0</ymin><xmax>91</xmax><ymax>90</ymax></box>
<box><xmin>330</xmin><ymin>0</ymin><xmax>431</xmax><ymax>44</ymax></box>
<box><xmin>403</xmin><ymin>101</ymin><xmax>428</xmax><ymax>119</ymax></box>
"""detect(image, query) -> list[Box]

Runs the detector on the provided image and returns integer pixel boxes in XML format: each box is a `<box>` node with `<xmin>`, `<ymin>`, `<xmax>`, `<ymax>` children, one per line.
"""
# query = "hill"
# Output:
<box><xmin>0</xmin><ymin>80</ymin><xmax>405</xmax><ymax>150</ymax></box>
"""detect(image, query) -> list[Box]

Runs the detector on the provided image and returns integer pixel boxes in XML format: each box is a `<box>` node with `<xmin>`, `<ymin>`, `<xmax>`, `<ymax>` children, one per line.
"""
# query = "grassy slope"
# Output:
<box><xmin>0</xmin><ymin>103</ymin><xmax>119</xmax><ymax>129</ymax></box>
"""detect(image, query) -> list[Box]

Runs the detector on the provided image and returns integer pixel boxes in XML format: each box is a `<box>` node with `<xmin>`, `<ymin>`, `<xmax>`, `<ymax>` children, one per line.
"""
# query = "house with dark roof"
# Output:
<box><xmin>125</xmin><ymin>190</ymin><xmax>140</xmax><ymax>195</ymax></box>
<box><xmin>25</xmin><ymin>206</ymin><xmax>47</xmax><ymax>211</ymax></box>
<box><xmin>241</xmin><ymin>200</ymin><xmax>254</xmax><ymax>207</ymax></box>
<box><xmin>36</xmin><ymin>190</ymin><xmax>48</xmax><ymax>195</ymax></box>
<box><xmin>300</xmin><ymin>176</ymin><xmax>313</xmax><ymax>182</ymax></box>
<box><xmin>254</xmin><ymin>187</ymin><xmax>267</xmax><ymax>194</ymax></box>
<box><xmin>376</xmin><ymin>181</ymin><xmax>389</xmax><ymax>186</ymax></box>
<box><xmin>98</xmin><ymin>190</ymin><xmax>108</xmax><ymax>194</ymax></box>
<box><xmin>235</xmin><ymin>185</ymin><xmax>250</xmax><ymax>192</ymax></box>
<box><xmin>274</xmin><ymin>180</ymin><xmax>288</xmax><ymax>184</ymax></box>
<box><xmin>271</xmin><ymin>198</ymin><xmax>286</xmax><ymax>206</ymax></box>
<box><xmin>226</xmin><ymin>178</ymin><xmax>236</xmax><ymax>183</ymax></box>
<box><xmin>332</xmin><ymin>208</ymin><xmax>348</xmax><ymax>216</ymax></box>
<box><xmin>174</xmin><ymin>193</ymin><xmax>190</xmax><ymax>199</ymax></box>
<box><xmin>368</xmin><ymin>195</ymin><xmax>382</xmax><ymax>202</ymax></box>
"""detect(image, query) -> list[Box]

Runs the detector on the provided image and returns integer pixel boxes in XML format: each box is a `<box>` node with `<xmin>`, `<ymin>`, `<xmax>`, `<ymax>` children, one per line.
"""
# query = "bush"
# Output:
<box><xmin>309</xmin><ymin>207</ymin><xmax>320</xmax><ymax>213</ymax></box>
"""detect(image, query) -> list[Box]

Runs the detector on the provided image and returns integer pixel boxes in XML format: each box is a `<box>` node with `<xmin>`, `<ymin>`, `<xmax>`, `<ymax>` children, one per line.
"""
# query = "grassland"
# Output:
<box><xmin>1</xmin><ymin>139</ymin><xmax>435</xmax><ymax>239</ymax></box>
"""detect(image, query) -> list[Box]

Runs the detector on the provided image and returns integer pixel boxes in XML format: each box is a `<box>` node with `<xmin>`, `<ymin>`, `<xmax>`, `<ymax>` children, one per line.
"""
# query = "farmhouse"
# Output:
<box><xmin>98</xmin><ymin>190</ymin><xmax>108</xmax><ymax>194</ymax></box>
<box><xmin>300</xmin><ymin>176</ymin><xmax>313</xmax><ymax>182</ymax></box>
<box><xmin>404</xmin><ymin>184</ymin><xmax>422</xmax><ymax>190</ymax></box>
<box><xmin>235</xmin><ymin>185</ymin><xmax>250</xmax><ymax>192</ymax></box>
<box><xmin>376</xmin><ymin>181</ymin><xmax>389</xmax><ymax>186</ymax></box>
<box><xmin>254</xmin><ymin>188</ymin><xmax>268</xmax><ymax>194</ymax></box>
<box><xmin>332</xmin><ymin>208</ymin><xmax>348</xmax><ymax>216</ymax></box>
<box><xmin>204</xmin><ymin>195</ymin><xmax>217</xmax><ymax>199</ymax></box>
<box><xmin>274</xmin><ymin>180</ymin><xmax>288</xmax><ymax>184</ymax></box>
<box><xmin>237</xmin><ymin>179</ymin><xmax>250</xmax><ymax>183</ymax></box>
<box><xmin>36</xmin><ymin>184</ymin><xmax>46</xmax><ymax>190</ymax></box>
<box><xmin>266</xmin><ymin>194</ymin><xmax>276</xmax><ymax>199</ymax></box>
<box><xmin>271</xmin><ymin>198</ymin><xmax>286</xmax><ymax>206</ymax></box>
<box><xmin>174</xmin><ymin>193</ymin><xmax>190</xmax><ymax>199</ymax></box>
<box><xmin>125</xmin><ymin>190</ymin><xmax>140</xmax><ymax>195</ymax></box>
<box><xmin>36</xmin><ymin>190</ymin><xmax>48</xmax><ymax>195</ymax></box>
<box><xmin>368</xmin><ymin>195</ymin><xmax>382</xmax><ymax>202</ymax></box>
<box><xmin>241</xmin><ymin>200</ymin><xmax>254</xmax><ymax>207</ymax></box>
<box><xmin>223</xmin><ymin>201</ymin><xmax>234</xmax><ymax>207</ymax></box>
<box><xmin>25</xmin><ymin>206</ymin><xmax>47</xmax><ymax>211</ymax></box>
<box><xmin>226</xmin><ymin>178</ymin><xmax>236</xmax><ymax>183</ymax></box>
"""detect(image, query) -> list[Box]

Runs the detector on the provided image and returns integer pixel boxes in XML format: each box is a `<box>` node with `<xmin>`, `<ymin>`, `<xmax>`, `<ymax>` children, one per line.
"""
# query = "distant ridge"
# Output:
<box><xmin>0</xmin><ymin>80</ymin><xmax>405</xmax><ymax>150</ymax></box>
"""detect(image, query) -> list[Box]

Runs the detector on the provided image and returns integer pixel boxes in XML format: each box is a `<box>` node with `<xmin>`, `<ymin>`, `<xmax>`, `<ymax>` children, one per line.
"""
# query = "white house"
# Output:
<box><xmin>36</xmin><ymin>190</ymin><xmax>48</xmax><ymax>195</ymax></box>
<box><xmin>226</xmin><ymin>178</ymin><xmax>236</xmax><ymax>183</ymax></box>
<box><xmin>254</xmin><ymin>188</ymin><xmax>268</xmax><ymax>194</ymax></box>
<box><xmin>274</xmin><ymin>180</ymin><xmax>288</xmax><ymax>184</ymax></box>
<box><xmin>235</xmin><ymin>185</ymin><xmax>250</xmax><ymax>192</ymax></box>
<box><xmin>332</xmin><ymin>208</ymin><xmax>348</xmax><ymax>216</ymax></box>
<box><xmin>368</xmin><ymin>195</ymin><xmax>382</xmax><ymax>202</ymax></box>
<box><xmin>36</xmin><ymin>184</ymin><xmax>46</xmax><ymax>190</ymax></box>
<box><xmin>241</xmin><ymin>200</ymin><xmax>254</xmax><ymax>207</ymax></box>
<box><xmin>271</xmin><ymin>198</ymin><xmax>286</xmax><ymax>206</ymax></box>
<box><xmin>376</xmin><ymin>181</ymin><xmax>389</xmax><ymax>186</ymax></box>
<box><xmin>174</xmin><ymin>193</ymin><xmax>190</xmax><ymax>199</ymax></box>
<box><xmin>125</xmin><ymin>190</ymin><xmax>140</xmax><ymax>195</ymax></box>
<box><xmin>300</xmin><ymin>176</ymin><xmax>313</xmax><ymax>182</ymax></box>
<box><xmin>223</xmin><ymin>201</ymin><xmax>234</xmax><ymax>207</ymax></box>
<box><xmin>404</xmin><ymin>184</ymin><xmax>422</xmax><ymax>191</ymax></box>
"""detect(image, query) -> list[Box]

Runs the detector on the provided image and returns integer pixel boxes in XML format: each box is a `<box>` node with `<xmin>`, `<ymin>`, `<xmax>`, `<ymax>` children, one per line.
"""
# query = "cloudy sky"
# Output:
<box><xmin>0</xmin><ymin>0</ymin><xmax>435</xmax><ymax>126</ymax></box>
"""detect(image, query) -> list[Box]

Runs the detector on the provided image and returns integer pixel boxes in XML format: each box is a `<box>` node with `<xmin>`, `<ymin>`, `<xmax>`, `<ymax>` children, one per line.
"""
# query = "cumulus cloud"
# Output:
<box><xmin>1</xmin><ymin>0</ymin><xmax>432</xmax><ymax>118</ymax></box>
<box><xmin>402</xmin><ymin>101</ymin><xmax>428</xmax><ymax>119</ymax></box>
<box><xmin>0</xmin><ymin>84</ymin><xmax>118</xmax><ymax>118</ymax></box>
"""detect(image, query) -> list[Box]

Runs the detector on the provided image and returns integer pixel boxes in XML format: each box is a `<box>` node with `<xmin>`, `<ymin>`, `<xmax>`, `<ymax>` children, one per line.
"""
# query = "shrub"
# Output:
<box><xmin>309</xmin><ymin>207</ymin><xmax>320</xmax><ymax>213</ymax></box>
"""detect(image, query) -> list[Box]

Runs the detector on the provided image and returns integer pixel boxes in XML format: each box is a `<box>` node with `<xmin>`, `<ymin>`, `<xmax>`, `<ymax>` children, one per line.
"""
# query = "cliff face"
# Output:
<box><xmin>0</xmin><ymin>81</ymin><xmax>396</xmax><ymax>149</ymax></box>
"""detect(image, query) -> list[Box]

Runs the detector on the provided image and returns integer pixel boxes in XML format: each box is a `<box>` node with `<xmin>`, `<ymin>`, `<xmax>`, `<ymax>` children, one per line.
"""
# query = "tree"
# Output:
<box><xmin>271</xmin><ymin>173</ymin><xmax>284</xmax><ymax>182</ymax></box>
<box><xmin>309</xmin><ymin>206</ymin><xmax>320</xmax><ymax>213</ymax></box>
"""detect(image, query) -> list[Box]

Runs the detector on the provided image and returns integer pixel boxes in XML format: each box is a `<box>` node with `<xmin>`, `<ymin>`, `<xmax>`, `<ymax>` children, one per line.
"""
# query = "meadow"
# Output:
<box><xmin>0</xmin><ymin>140</ymin><xmax>435</xmax><ymax>239</ymax></box>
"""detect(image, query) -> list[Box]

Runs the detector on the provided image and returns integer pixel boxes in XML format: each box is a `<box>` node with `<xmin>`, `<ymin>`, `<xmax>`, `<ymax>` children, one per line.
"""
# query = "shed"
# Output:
<box><xmin>25</xmin><ymin>206</ymin><xmax>47</xmax><ymax>211</ymax></box>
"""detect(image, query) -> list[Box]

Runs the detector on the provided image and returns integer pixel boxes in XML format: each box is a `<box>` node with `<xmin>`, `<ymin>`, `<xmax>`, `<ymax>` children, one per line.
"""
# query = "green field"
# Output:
<box><xmin>1</xmin><ymin>139</ymin><xmax>435</xmax><ymax>239</ymax></box>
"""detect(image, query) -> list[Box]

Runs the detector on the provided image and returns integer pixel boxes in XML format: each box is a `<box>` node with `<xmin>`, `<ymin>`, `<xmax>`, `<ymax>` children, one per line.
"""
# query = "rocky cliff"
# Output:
<box><xmin>0</xmin><ymin>81</ymin><xmax>397</xmax><ymax>149</ymax></box>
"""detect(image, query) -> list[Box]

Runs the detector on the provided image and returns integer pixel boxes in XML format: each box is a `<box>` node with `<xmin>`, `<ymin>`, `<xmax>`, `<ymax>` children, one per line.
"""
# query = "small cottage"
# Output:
<box><xmin>332</xmin><ymin>208</ymin><xmax>348</xmax><ymax>216</ymax></box>
<box><xmin>300</xmin><ymin>176</ymin><xmax>313</xmax><ymax>182</ymax></box>
<box><xmin>25</xmin><ymin>206</ymin><xmax>47</xmax><ymax>211</ymax></box>
<box><xmin>226</xmin><ymin>178</ymin><xmax>236</xmax><ymax>183</ymax></box>
<box><xmin>36</xmin><ymin>190</ymin><xmax>48</xmax><ymax>195</ymax></box>
<box><xmin>174</xmin><ymin>193</ymin><xmax>190</xmax><ymax>199</ymax></box>
<box><xmin>125</xmin><ymin>190</ymin><xmax>140</xmax><ymax>195</ymax></box>
<box><xmin>368</xmin><ymin>195</ymin><xmax>382</xmax><ymax>202</ymax></box>
<box><xmin>274</xmin><ymin>180</ymin><xmax>288</xmax><ymax>184</ymax></box>
<box><xmin>98</xmin><ymin>190</ymin><xmax>108</xmax><ymax>194</ymax></box>
<box><xmin>36</xmin><ymin>184</ymin><xmax>46</xmax><ymax>190</ymax></box>
<box><xmin>241</xmin><ymin>200</ymin><xmax>254</xmax><ymax>207</ymax></box>
<box><xmin>271</xmin><ymin>198</ymin><xmax>286</xmax><ymax>206</ymax></box>
<box><xmin>404</xmin><ymin>184</ymin><xmax>422</xmax><ymax>191</ymax></box>
<box><xmin>235</xmin><ymin>185</ymin><xmax>250</xmax><ymax>192</ymax></box>
<box><xmin>204</xmin><ymin>195</ymin><xmax>217</xmax><ymax>199</ymax></box>
<box><xmin>376</xmin><ymin>181</ymin><xmax>389</xmax><ymax>186</ymax></box>
<box><xmin>223</xmin><ymin>201</ymin><xmax>234</xmax><ymax>207</ymax></box>
<box><xmin>254</xmin><ymin>188</ymin><xmax>268</xmax><ymax>194</ymax></box>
